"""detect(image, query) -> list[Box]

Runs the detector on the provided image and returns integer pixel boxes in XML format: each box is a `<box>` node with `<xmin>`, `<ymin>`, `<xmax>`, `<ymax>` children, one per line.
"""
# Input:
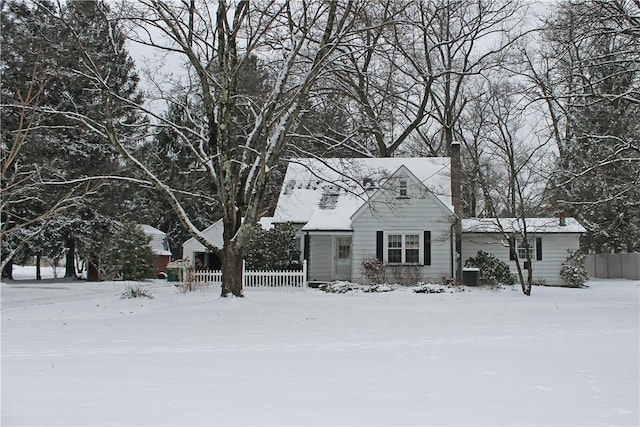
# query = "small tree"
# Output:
<box><xmin>560</xmin><ymin>250</ymin><xmax>589</xmax><ymax>288</ymax></box>
<box><xmin>97</xmin><ymin>222</ymin><xmax>155</xmax><ymax>281</ymax></box>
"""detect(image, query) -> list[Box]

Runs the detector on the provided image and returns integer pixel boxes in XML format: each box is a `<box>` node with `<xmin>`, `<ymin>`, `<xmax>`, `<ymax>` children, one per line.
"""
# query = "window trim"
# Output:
<box><xmin>516</xmin><ymin>239</ymin><xmax>535</xmax><ymax>261</ymax></box>
<box><xmin>386</xmin><ymin>233</ymin><xmax>421</xmax><ymax>264</ymax></box>
<box><xmin>512</xmin><ymin>237</ymin><xmax>542</xmax><ymax>263</ymax></box>
<box><xmin>397</xmin><ymin>179</ymin><xmax>409</xmax><ymax>199</ymax></box>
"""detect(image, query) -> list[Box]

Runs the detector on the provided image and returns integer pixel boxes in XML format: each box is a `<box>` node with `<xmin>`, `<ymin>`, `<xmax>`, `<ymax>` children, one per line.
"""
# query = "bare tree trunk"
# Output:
<box><xmin>36</xmin><ymin>254</ymin><xmax>42</xmax><ymax>280</ymax></box>
<box><xmin>2</xmin><ymin>259</ymin><xmax>13</xmax><ymax>279</ymax></box>
<box><xmin>87</xmin><ymin>259</ymin><xmax>100</xmax><ymax>282</ymax></box>
<box><xmin>221</xmin><ymin>245</ymin><xmax>243</xmax><ymax>297</ymax></box>
<box><xmin>65</xmin><ymin>237</ymin><xmax>76</xmax><ymax>278</ymax></box>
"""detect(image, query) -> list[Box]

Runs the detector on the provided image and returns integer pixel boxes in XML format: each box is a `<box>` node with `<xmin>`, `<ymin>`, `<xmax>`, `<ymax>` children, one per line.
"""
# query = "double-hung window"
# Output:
<box><xmin>516</xmin><ymin>239</ymin><xmax>534</xmax><ymax>260</ymax></box>
<box><xmin>387</xmin><ymin>234</ymin><xmax>420</xmax><ymax>264</ymax></box>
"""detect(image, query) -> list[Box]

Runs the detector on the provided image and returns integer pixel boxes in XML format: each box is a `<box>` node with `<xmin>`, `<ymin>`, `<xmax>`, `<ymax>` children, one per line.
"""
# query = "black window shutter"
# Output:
<box><xmin>424</xmin><ymin>231</ymin><xmax>431</xmax><ymax>265</ymax></box>
<box><xmin>376</xmin><ymin>231</ymin><xmax>383</xmax><ymax>261</ymax></box>
<box><xmin>303</xmin><ymin>234</ymin><xmax>309</xmax><ymax>261</ymax></box>
<box><xmin>536</xmin><ymin>237</ymin><xmax>543</xmax><ymax>261</ymax></box>
<box><xmin>509</xmin><ymin>237</ymin><xmax>516</xmax><ymax>260</ymax></box>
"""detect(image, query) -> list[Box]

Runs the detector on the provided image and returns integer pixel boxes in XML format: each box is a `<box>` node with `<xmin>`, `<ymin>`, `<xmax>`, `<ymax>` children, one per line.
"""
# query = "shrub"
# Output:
<box><xmin>465</xmin><ymin>250</ymin><xmax>516</xmax><ymax>285</ymax></box>
<box><xmin>413</xmin><ymin>283</ymin><xmax>447</xmax><ymax>294</ymax></box>
<box><xmin>244</xmin><ymin>223</ymin><xmax>301</xmax><ymax>270</ymax></box>
<box><xmin>319</xmin><ymin>282</ymin><xmax>393</xmax><ymax>293</ymax></box>
<box><xmin>560</xmin><ymin>250</ymin><xmax>589</xmax><ymax>288</ymax></box>
<box><xmin>121</xmin><ymin>285</ymin><xmax>153</xmax><ymax>299</ymax></box>
<box><xmin>360</xmin><ymin>257</ymin><xmax>387</xmax><ymax>284</ymax></box>
<box><xmin>388</xmin><ymin>264</ymin><xmax>422</xmax><ymax>286</ymax></box>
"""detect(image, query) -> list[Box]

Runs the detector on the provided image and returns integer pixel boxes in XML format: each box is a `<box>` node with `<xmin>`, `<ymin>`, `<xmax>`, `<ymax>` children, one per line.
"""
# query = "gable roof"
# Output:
<box><xmin>140</xmin><ymin>225</ymin><xmax>172</xmax><ymax>256</ymax></box>
<box><xmin>350</xmin><ymin>164</ymin><xmax>454</xmax><ymax>225</ymax></box>
<box><xmin>462</xmin><ymin>217</ymin><xmax>586</xmax><ymax>234</ymax></box>
<box><xmin>273</xmin><ymin>157</ymin><xmax>451</xmax><ymax>230</ymax></box>
<box><xmin>182</xmin><ymin>217</ymin><xmax>274</xmax><ymax>251</ymax></box>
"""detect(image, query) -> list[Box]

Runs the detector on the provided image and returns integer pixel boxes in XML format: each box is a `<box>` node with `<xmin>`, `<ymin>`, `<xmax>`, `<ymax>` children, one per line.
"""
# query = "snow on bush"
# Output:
<box><xmin>465</xmin><ymin>250</ymin><xmax>516</xmax><ymax>285</ymax></box>
<box><xmin>244</xmin><ymin>223</ymin><xmax>301</xmax><ymax>270</ymax></box>
<box><xmin>560</xmin><ymin>250</ymin><xmax>589</xmax><ymax>288</ymax></box>
<box><xmin>360</xmin><ymin>257</ymin><xmax>386</xmax><ymax>284</ymax></box>
<box><xmin>320</xmin><ymin>282</ymin><xmax>394</xmax><ymax>293</ymax></box>
<box><xmin>319</xmin><ymin>282</ymin><xmax>462</xmax><ymax>294</ymax></box>
<box><xmin>97</xmin><ymin>222</ymin><xmax>156</xmax><ymax>281</ymax></box>
<box><xmin>412</xmin><ymin>283</ymin><xmax>449</xmax><ymax>294</ymax></box>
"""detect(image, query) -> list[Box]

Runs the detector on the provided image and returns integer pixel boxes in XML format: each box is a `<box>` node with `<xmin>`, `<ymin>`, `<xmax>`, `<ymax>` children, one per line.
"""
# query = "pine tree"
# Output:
<box><xmin>543</xmin><ymin>0</ymin><xmax>640</xmax><ymax>253</ymax></box>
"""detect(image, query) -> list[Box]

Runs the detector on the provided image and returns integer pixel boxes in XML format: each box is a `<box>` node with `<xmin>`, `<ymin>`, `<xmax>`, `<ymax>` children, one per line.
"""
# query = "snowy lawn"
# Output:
<box><xmin>1</xmin><ymin>270</ymin><xmax>638</xmax><ymax>426</ymax></box>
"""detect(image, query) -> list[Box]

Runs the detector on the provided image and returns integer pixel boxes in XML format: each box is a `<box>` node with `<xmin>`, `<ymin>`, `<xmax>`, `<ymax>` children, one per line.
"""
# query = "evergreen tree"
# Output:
<box><xmin>1</xmin><ymin>0</ymin><xmax>145</xmax><ymax>276</ymax></box>
<box><xmin>95</xmin><ymin>222</ymin><xmax>155</xmax><ymax>281</ymax></box>
<box><xmin>1</xmin><ymin>0</ymin><xmax>65</xmax><ymax>274</ymax></box>
<box><xmin>53</xmin><ymin>0</ymin><xmax>145</xmax><ymax>276</ymax></box>
<box><xmin>543</xmin><ymin>0</ymin><xmax>640</xmax><ymax>253</ymax></box>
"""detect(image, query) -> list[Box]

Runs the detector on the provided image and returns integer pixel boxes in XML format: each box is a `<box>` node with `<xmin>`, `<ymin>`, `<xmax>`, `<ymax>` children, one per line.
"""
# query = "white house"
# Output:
<box><xmin>182</xmin><ymin>217</ymin><xmax>274</xmax><ymax>269</ymax></box>
<box><xmin>272</xmin><ymin>158</ymin><xmax>586</xmax><ymax>286</ymax></box>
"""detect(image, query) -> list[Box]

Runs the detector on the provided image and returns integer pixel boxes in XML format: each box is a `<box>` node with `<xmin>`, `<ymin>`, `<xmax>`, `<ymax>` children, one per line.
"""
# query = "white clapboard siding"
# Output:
<box><xmin>351</xmin><ymin>174</ymin><xmax>454</xmax><ymax>283</ymax></box>
<box><xmin>462</xmin><ymin>233</ymin><xmax>581</xmax><ymax>286</ymax></box>
<box><xmin>190</xmin><ymin>260</ymin><xmax>307</xmax><ymax>289</ymax></box>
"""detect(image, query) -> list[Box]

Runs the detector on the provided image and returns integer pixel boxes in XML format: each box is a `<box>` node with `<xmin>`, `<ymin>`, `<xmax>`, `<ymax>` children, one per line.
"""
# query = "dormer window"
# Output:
<box><xmin>362</xmin><ymin>177</ymin><xmax>374</xmax><ymax>190</ymax></box>
<box><xmin>398</xmin><ymin>180</ymin><xmax>408</xmax><ymax>198</ymax></box>
<box><xmin>319</xmin><ymin>192</ymin><xmax>339</xmax><ymax>209</ymax></box>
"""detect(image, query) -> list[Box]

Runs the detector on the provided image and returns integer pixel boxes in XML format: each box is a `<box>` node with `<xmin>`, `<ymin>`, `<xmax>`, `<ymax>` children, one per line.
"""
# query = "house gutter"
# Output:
<box><xmin>305</xmin><ymin>231</ymin><xmax>310</xmax><ymax>282</ymax></box>
<box><xmin>450</xmin><ymin>219</ymin><xmax>456</xmax><ymax>279</ymax></box>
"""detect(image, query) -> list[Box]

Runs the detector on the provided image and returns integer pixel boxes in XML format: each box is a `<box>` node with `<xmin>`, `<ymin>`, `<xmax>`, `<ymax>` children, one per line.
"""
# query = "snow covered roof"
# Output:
<box><xmin>462</xmin><ymin>217</ymin><xmax>586</xmax><ymax>234</ymax></box>
<box><xmin>273</xmin><ymin>158</ymin><xmax>452</xmax><ymax>230</ymax></box>
<box><xmin>139</xmin><ymin>225</ymin><xmax>172</xmax><ymax>256</ymax></box>
<box><xmin>182</xmin><ymin>217</ymin><xmax>274</xmax><ymax>251</ymax></box>
<box><xmin>259</xmin><ymin>216</ymin><xmax>275</xmax><ymax>231</ymax></box>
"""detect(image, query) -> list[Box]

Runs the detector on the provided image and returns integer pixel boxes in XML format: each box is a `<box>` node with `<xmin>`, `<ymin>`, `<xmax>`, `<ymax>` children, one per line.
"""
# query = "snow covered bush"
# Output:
<box><xmin>360</xmin><ymin>257</ymin><xmax>387</xmax><ymax>284</ymax></box>
<box><xmin>412</xmin><ymin>283</ymin><xmax>448</xmax><ymax>294</ymax></box>
<box><xmin>320</xmin><ymin>282</ymin><xmax>394</xmax><ymax>293</ymax></box>
<box><xmin>465</xmin><ymin>250</ymin><xmax>516</xmax><ymax>285</ymax></box>
<box><xmin>244</xmin><ymin>223</ymin><xmax>301</xmax><ymax>270</ymax></box>
<box><xmin>560</xmin><ymin>250</ymin><xmax>589</xmax><ymax>288</ymax></box>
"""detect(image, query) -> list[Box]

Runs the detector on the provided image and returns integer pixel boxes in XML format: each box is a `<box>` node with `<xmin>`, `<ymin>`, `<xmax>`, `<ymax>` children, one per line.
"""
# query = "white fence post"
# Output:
<box><xmin>242</xmin><ymin>259</ymin><xmax>246</xmax><ymax>288</ymax></box>
<box><xmin>303</xmin><ymin>259</ymin><xmax>308</xmax><ymax>288</ymax></box>
<box><xmin>189</xmin><ymin>261</ymin><xmax>308</xmax><ymax>289</ymax></box>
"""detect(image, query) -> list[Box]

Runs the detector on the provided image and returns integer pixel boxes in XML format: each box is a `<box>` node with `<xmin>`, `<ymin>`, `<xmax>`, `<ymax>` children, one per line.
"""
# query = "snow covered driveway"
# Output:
<box><xmin>2</xmin><ymin>278</ymin><xmax>638</xmax><ymax>426</ymax></box>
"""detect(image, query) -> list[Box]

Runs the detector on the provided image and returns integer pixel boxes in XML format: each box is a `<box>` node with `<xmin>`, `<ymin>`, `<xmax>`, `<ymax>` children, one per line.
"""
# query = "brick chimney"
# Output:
<box><xmin>558</xmin><ymin>209</ymin><xmax>566</xmax><ymax>226</ymax></box>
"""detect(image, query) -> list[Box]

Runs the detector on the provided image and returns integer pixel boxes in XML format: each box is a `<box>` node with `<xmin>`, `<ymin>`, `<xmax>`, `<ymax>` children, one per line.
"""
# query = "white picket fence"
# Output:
<box><xmin>189</xmin><ymin>260</ymin><xmax>307</xmax><ymax>289</ymax></box>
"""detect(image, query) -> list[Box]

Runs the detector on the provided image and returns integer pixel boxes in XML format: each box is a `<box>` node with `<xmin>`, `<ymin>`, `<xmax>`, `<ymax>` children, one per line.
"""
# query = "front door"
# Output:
<box><xmin>335</xmin><ymin>236</ymin><xmax>352</xmax><ymax>281</ymax></box>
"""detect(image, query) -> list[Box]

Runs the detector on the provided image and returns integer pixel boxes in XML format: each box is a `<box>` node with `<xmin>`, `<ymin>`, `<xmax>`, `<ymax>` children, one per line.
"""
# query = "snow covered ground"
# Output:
<box><xmin>2</xmin><ymin>267</ymin><xmax>638</xmax><ymax>426</ymax></box>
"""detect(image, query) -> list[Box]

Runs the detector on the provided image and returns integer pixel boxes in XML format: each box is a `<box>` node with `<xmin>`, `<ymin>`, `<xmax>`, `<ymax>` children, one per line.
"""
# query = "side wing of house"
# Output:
<box><xmin>351</xmin><ymin>166</ymin><xmax>454</xmax><ymax>284</ymax></box>
<box><xmin>182</xmin><ymin>220</ymin><xmax>224</xmax><ymax>270</ymax></box>
<box><xmin>462</xmin><ymin>232</ymin><xmax>582</xmax><ymax>286</ymax></box>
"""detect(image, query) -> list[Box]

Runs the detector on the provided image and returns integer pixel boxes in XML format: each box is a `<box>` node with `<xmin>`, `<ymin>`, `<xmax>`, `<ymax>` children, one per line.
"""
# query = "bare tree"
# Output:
<box><xmin>41</xmin><ymin>0</ymin><xmax>364</xmax><ymax>296</ymax></box>
<box><xmin>461</xmin><ymin>79</ymin><xmax>552</xmax><ymax>295</ymax></box>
